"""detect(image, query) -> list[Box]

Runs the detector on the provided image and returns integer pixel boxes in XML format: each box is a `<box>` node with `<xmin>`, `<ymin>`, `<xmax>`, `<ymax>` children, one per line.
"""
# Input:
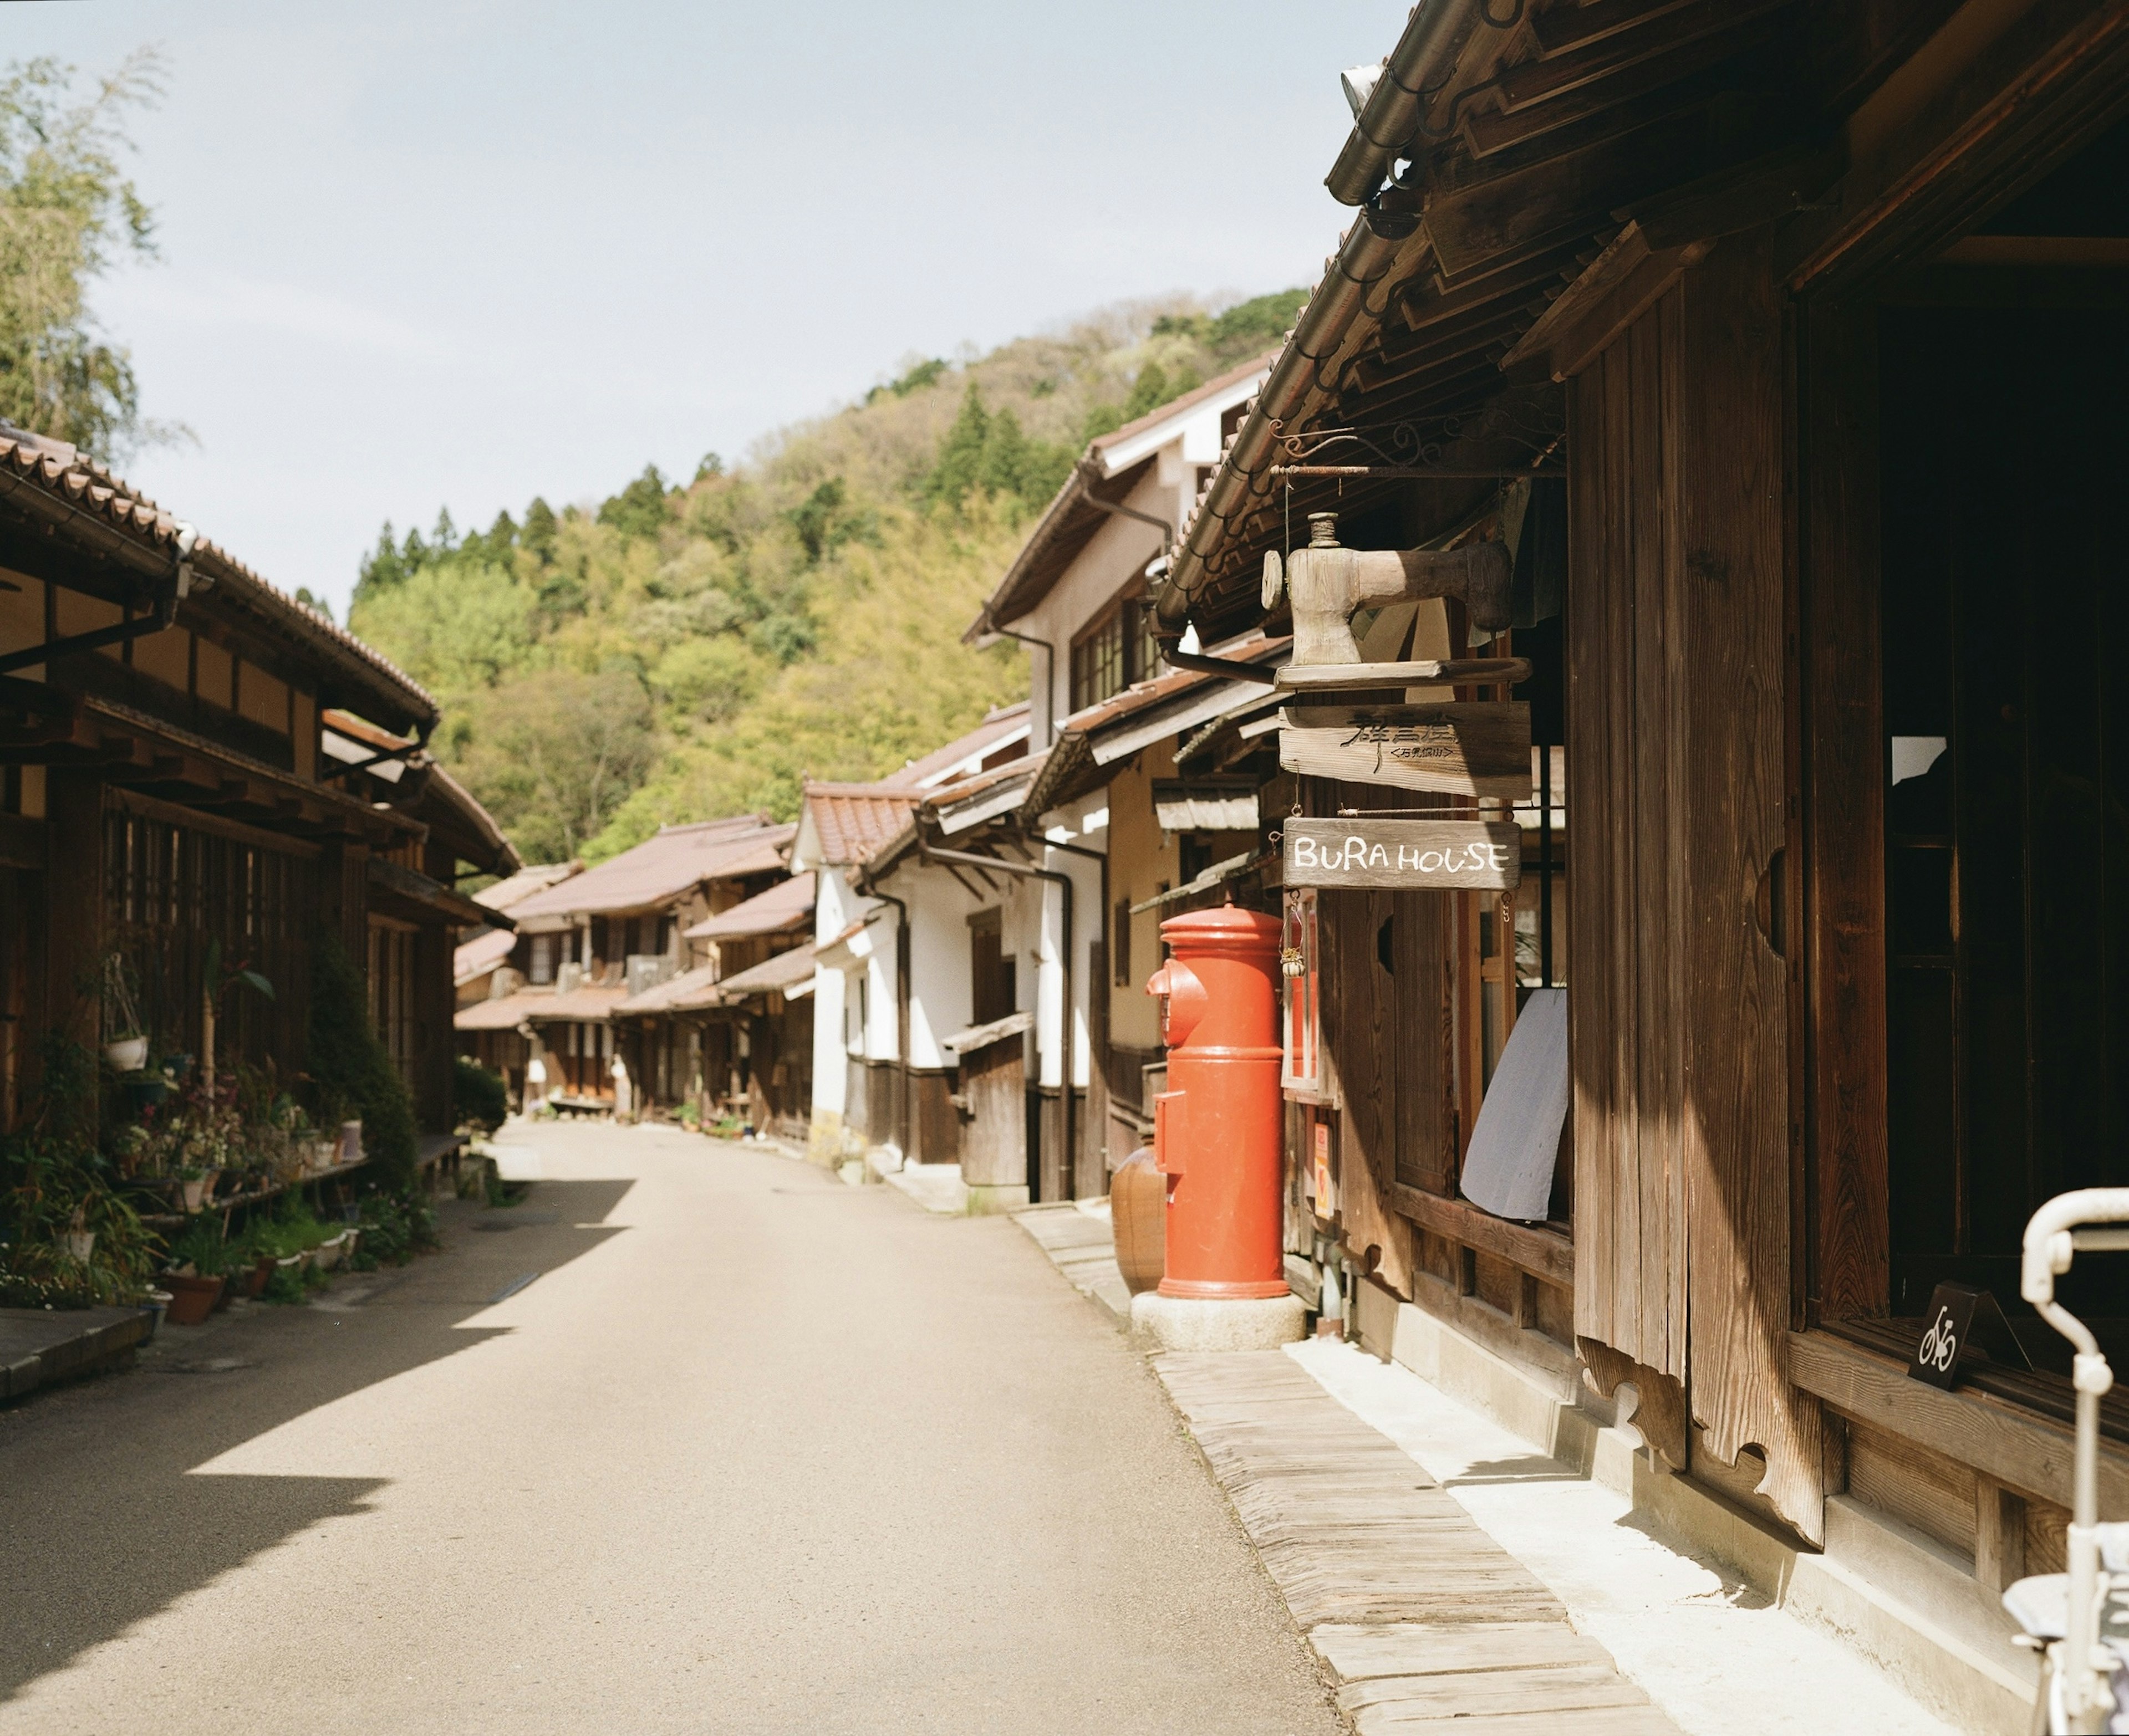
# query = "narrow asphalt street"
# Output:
<box><xmin>0</xmin><ymin>1121</ymin><xmax>1344</xmax><ymax>1735</ymax></box>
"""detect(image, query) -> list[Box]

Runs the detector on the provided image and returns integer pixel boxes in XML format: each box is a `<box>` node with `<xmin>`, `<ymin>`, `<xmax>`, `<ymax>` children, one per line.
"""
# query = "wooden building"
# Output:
<box><xmin>1164</xmin><ymin>3</ymin><xmax>2129</xmax><ymax>1727</ymax></box>
<box><xmin>454</xmin><ymin>816</ymin><xmax>790</xmax><ymax>1116</ymax></box>
<box><xmin>610</xmin><ymin>870</ymin><xmax>818</xmax><ymax>1126</ymax></box>
<box><xmin>0</xmin><ymin>424</ymin><xmax>513</xmax><ymax>1147</ymax></box>
<box><xmin>791</xmin><ymin>708</ymin><xmax>1032</xmax><ymax>1167</ymax></box>
<box><xmin>454</xmin><ymin>861</ymin><xmax>583</xmax><ymax>1104</ymax></box>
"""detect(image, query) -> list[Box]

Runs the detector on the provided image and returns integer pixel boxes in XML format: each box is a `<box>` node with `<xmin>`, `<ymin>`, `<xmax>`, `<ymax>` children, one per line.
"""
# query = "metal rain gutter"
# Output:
<box><xmin>1157</xmin><ymin>201</ymin><xmax>1420</xmax><ymax>633</ymax></box>
<box><xmin>1325</xmin><ymin>0</ymin><xmax>1484</xmax><ymax>207</ymax></box>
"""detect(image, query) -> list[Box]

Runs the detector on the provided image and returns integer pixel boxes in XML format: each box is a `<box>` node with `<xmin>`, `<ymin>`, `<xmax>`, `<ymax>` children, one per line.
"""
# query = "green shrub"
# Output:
<box><xmin>307</xmin><ymin>937</ymin><xmax>417</xmax><ymax>1185</ymax></box>
<box><xmin>249</xmin><ymin>1199</ymin><xmax>332</xmax><ymax>1259</ymax></box>
<box><xmin>261</xmin><ymin>1262</ymin><xmax>305</xmax><ymax>1304</ymax></box>
<box><xmin>162</xmin><ymin>1217</ymin><xmax>233</xmax><ymax>1277</ymax></box>
<box><xmin>354</xmin><ymin>1184</ymin><xmax>437</xmax><ymax>1267</ymax></box>
<box><xmin>453</xmin><ymin>1056</ymin><xmax>508</xmax><ymax>1132</ymax></box>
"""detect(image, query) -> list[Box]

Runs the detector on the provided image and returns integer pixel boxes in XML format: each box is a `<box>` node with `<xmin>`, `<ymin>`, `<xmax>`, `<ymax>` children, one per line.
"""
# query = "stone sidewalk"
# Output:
<box><xmin>1011</xmin><ymin>1208</ymin><xmax>1960</xmax><ymax>1736</ymax></box>
<box><xmin>1160</xmin><ymin>1349</ymin><xmax>1685</xmax><ymax>1735</ymax></box>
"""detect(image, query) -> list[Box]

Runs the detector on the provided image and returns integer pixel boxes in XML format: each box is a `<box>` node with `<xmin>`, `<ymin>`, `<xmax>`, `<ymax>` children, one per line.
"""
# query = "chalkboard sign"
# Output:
<box><xmin>1279</xmin><ymin>702</ymin><xmax>1531</xmax><ymax>798</ymax></box>
<box><xmin>1282</xmin><ymin>818</ymin><xmax>1522</xmax><ymax>891</ymax></box>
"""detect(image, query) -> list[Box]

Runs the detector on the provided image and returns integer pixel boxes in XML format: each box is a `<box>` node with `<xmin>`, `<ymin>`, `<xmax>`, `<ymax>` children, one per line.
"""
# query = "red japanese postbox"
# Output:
<box><xmin>1145</xmin><ymin>905</ymin><xmax>1287</xmax><ymax>1300</ymax></box>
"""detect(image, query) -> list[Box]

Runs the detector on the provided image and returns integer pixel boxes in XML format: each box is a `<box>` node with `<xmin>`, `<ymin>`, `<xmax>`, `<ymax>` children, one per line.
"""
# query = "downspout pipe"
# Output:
<box><xmin>1156</xmin><ymin>642</ymin><xmax>1279</xmax><ymax>685</ymax></box>
<box><xmin>917</xmin><ymin>836</ymin><xmax>1076</xmax><ymax>1202</ymax></box>
<box><xmin>1037</xmin><ymin>830</ymin><xmax>1108</xmax><ymax>1199</ymax></box>
<box><xmin>1077</xmin><ymin>463</ymin><xmax>1174</xmax><ymax>555</ymax></box>
<box><xmin>986</xmin><ymin>625</ymin><xmax>1057</xmax><ymax>749</ymax></box>
<box><xmin>854</xmin><ymin>869</ymin><xmax>911</xmax><ymax>1162</ymax></box>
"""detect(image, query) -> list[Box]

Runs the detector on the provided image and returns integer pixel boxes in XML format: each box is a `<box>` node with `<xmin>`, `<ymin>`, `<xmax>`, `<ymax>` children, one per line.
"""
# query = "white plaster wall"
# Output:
<box><xmin>1016</xmin><ymin>457</ymin><xmax>1180</xmax><ymax>735</ymax></box>
<box><xmin>807</xmin><ymin>865</ymin><xmax>857</xmax><ymax>1119</ymax></box>
<box><xmin>861</xmin><ymin>923</ymin><xmax>894</xmax><ymax>1062</ymax></box>
<box><xmin>882</xmin><ymin>859</ymin><xmax>984</xmax><ymax>1070</ymax></box>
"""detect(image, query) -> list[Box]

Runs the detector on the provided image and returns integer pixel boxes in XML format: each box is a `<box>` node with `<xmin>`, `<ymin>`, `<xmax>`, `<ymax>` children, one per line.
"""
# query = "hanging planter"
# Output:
<box><xmin>99</xmin><ymin>954</ymin><xmax>149</xmax><ymax>1075</ymax></box>
<box><xmin>104</xmin><ymin>1035</ymin><xmax>149</xmax><ymax>1074</ymax></box>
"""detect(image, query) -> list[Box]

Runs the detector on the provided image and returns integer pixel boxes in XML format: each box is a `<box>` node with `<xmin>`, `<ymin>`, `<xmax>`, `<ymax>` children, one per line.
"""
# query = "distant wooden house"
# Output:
<box><xmin>455</xmin><ymin>816</ymin><xmax>790</xmax><ymax>1114</ymax></box>
<box><xmin>0</xmin><ymin>424</ymin><xmax>512</xmax><ymax>1155</ymax></box>
<box><xmin>454</xmin><ymin>861</ymin><xmax>583</xmax><ymax>1102</ymax></box>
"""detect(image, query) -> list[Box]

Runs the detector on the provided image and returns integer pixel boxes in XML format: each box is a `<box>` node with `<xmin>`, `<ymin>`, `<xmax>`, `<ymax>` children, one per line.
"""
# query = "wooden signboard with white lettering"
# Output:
<box><xmin>1282</xmin><ymin>818</ymin><xmax>1522</xmax><ymax>891</ymax></box>
<box><xmin>1278</xmin><ymin>702</ymin><xmax>1531</xmax><ymax>798</ymax></box>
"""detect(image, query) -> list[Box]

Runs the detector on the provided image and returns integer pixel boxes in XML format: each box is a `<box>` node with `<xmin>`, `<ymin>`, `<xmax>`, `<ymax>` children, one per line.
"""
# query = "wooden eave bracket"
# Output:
<box><xmin>1502</xmin><ymin>137</ymin><xmax>1847</xmax><ymax>381</ymax></box>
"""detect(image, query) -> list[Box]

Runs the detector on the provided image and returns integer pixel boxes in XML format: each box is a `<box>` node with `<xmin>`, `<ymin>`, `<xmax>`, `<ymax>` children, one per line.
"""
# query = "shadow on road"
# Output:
<box><xmin>0</xmin><ymin>1178</ymin><xmax>632</xmax><ymax>1700</ymax></box>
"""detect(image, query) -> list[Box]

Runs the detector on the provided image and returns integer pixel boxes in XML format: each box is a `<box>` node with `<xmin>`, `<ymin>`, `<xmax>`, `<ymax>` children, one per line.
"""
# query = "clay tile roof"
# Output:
<box><xmin>802</xmin><ymin>783</ymin><xmax>923</xmax><ymax>866</ymax></box>
<box><xmin>0</xmin><ymin>427</ymin><xmax>438</xmax><ymax>727</ymax></box>
<box><xmin>454</xmin><ymin>983</ymin><xmax>628</xmax><ymax>1030</ymax></box>
<box><xmin>507</xmin><ymin>815</ymin><xmax>792</xmax><ymax>921</ymax></box>
<box><xmin>684</xmin><ymin>872</ymin><xmax>815</xmax><ymax>941</ymax></box>
<box><xmin>715</xmin><ymin>941</ymin><xmax>819</xmax><ymax>998</ymax></box>
<box><xmin>454</xmin><ymin>927</ymin><xmax>516</xmax><ymax>984</ymax></box>
<box><xmin>613</xmin><ymin>962</ymin><xmax>723</xmax><ymax>1015</ymax></box>
<box><xmin>475</xmin><ymin>861</ymin><xmax>582</xmax><ymax>912</ymax></box>
<box><xmin>882</xmin><ymin>703</ymin><xmax>1031</xmax><ymax>788</ymax></box>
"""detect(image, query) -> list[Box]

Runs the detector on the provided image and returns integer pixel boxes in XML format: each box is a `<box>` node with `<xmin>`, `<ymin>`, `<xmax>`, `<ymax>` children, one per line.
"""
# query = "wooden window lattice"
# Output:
<box><xmin>103</xmin><ymin>806</ymin><xmax>314</xmax><ymax>1083</ymax></box>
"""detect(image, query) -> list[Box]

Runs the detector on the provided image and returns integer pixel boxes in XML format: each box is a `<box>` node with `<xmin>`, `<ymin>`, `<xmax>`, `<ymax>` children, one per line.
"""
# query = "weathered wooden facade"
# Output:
<box><xmin>455</xmin><ymin>816</ymin><xmax>790</xmax><ymax>1116</ymax></box>
<box><xmin>1167</xmin><ymin>3</ymin><xmax>2129</xmax><ymax>1724</ymax></box>
<box><xmin>0</xmin><ymin>427</ymin><xmax>513</xmax><ymax>1148</ymax></box>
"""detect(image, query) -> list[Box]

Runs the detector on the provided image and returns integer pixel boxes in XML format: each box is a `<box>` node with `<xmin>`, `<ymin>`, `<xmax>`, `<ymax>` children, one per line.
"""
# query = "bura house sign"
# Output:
<box><xmin>1282</xmin><ymin>818</ymin><xmax>1521</xmax><ymax>891</ymax></box>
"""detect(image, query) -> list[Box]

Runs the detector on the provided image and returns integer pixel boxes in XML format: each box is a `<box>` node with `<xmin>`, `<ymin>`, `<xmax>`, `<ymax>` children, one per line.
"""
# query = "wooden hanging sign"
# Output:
<box><xmin>1282</xmin><ymin>818</ymin><xmax>1522</xmax><ymax>891</ymax></box>
<box><xmin>1278</xmin><ymin>702</ymin><xmax>1530</xmax><ymax>798</ymax></box>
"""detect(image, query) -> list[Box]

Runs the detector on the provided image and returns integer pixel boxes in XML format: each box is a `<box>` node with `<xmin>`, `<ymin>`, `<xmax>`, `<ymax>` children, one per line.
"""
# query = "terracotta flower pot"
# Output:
<box><xmin>242</xmin><ymin>1256</ymin><xmax>273</xmax><ymax>1298</ymax></box>
<box><xmin>161</xmin><ymin>1273</ymin><xmax>224</xmax><ymax>1326</ymax></box>
<box><xmin>1111</xmin><ymin>1147</ymin><xmax>1167</xmax><ymax>1296</ymax></box>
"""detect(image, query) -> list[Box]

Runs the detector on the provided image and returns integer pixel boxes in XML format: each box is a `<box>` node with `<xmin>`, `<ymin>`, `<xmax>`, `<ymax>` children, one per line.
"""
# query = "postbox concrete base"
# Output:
<box><xmin>1129</xmin><ymin>1291</ymin><xmax>1306</xmax><ymax>1354</ymax></box>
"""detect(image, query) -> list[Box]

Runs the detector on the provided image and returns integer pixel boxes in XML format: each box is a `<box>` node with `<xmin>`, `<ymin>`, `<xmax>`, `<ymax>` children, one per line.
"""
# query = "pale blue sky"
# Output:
<box><xmin>9</xmin><ymin>2</ymin><xmax>1408</xmax><ymax>612</ymax></box>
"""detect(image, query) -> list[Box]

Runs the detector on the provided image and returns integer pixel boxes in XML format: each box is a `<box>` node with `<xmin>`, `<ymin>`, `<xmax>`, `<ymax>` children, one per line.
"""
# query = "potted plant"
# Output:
<box><xmin>160</xmin><ymin>1267</ymin><xmax>223</xmax><ymax>1324</ymax></box>
<box><xmin>99</xmin><ymin>954</ymin><xmax>149</xmax><ymax>1075</ymax></box>
<box><xmin>161</xmin><ymin>1219</ymin><xmax>231</xmax><ymax>1323</ymax></box>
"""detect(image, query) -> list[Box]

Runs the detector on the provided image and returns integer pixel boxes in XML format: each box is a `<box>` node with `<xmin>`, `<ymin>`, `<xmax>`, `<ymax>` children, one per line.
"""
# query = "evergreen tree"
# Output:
<box><xmin>923</xmin><ymin>385</ymin><xmax>990</xmax><ymax>509</ymax></box>
<box><xmin>522</xmin><ymin>496</ymin><xmax>557</xmax><ymax>565</ymax></box>
<box><xmin>353</xmin><ymin>521</ymin><xmax>405</xmax><ymax>603</ymax></box>
<box><xmin>597</xmin><ymin>464</ymin><xmax>670</xmax><ymax>540</ymax></box>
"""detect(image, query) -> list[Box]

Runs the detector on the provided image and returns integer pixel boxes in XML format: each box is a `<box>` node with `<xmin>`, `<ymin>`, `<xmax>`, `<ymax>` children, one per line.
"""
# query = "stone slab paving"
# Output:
<box><xmin>1013</xmin><ymin>1201</ymin><xmax>1132</xmax><ymax>1320</ymax></box>
<box><xmin>1156</xmin><ymin>1349</ymin><xmax>1685</xmax><ymax>1736</ymax></box>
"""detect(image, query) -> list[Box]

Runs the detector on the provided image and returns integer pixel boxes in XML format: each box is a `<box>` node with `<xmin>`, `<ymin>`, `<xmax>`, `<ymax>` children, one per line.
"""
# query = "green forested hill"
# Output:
<box><xmin>347</xmin><ymin>292</ymin><xmax>1303</xmax><ymax>864</ymax></box>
